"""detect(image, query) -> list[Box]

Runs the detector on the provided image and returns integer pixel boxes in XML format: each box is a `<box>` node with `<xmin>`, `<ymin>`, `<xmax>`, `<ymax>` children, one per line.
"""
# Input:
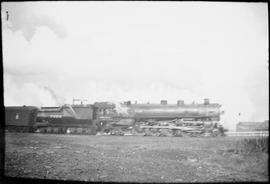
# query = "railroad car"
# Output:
<box><xmin>5</xmin><ymin>106</ymin><xmax>39</xmax><ymax>132</ymax></box>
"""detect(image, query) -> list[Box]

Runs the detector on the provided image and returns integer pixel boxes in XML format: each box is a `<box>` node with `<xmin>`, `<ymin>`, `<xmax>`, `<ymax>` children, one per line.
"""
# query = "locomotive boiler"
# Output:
<box><xmin>127</xmin><ymin>99</ymin><xmax>221</xmax><ymax>121</ymax></box>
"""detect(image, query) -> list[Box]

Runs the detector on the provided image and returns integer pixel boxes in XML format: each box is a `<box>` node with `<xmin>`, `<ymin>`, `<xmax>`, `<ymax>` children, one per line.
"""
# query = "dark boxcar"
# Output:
<box><xmin>5</xmin><ymin>106</ymin><xmax>38</xmax><ymax>132</ymax></box>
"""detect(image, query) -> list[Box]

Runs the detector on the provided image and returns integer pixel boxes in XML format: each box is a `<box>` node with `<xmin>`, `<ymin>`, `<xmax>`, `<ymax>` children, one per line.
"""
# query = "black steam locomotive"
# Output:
<box><xmin>5</xmin><ymin>99</ymin><xmax>225</xmax><ymax>136</ymax></box>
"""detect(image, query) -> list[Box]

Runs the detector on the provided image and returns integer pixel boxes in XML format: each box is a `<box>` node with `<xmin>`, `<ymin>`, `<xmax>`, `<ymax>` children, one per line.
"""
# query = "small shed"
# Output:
<box><xmin>236</xmin><ymin>121</ymin><xmax>269</xmax><ymax>132</ymax></box>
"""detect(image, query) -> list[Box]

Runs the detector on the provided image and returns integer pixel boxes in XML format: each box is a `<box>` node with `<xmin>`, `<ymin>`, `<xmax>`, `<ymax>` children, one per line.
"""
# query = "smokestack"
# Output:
<box><xmin>177</xmin><ymin>100</ymin><xmax>184</xmax><ymax>106</ymax></box>
<box><xmin>204</xmin><ymin>98</ymin><xmax>210</xmax><ymax>105</ymax></box>
<box><xmin>161</xmin><ymin>100</ymin><xmax>167</xmax><ymax>105</ymax></box>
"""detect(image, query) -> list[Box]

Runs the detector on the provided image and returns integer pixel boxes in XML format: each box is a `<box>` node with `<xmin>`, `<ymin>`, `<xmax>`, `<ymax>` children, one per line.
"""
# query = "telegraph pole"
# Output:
<box><xmin>6</xmin><ymin>11</ymin><xmax>9</xmax><ymax>21</ymax></box>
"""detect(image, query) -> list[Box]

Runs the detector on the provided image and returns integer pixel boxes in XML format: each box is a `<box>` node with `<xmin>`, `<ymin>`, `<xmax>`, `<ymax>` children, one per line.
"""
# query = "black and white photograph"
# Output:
<box><xmin>2</xmin><ymin>1</ymin><xmax>268</xmax><ymax>182</ymax></box>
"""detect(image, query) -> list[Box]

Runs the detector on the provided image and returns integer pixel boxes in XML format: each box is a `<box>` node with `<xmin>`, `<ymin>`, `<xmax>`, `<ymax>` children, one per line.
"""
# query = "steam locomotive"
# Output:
<box><xmin>5</xmin><ymin>99</ymin><xmax>225</xmax><ymax>136</ymax></box>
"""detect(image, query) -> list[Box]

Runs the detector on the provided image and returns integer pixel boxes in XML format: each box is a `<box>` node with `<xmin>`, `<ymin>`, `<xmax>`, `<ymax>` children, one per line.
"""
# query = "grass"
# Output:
<box><xmin>5</xmin><ymin>133</ymin><xmax>269</xmax><ymax>182</ymax></box>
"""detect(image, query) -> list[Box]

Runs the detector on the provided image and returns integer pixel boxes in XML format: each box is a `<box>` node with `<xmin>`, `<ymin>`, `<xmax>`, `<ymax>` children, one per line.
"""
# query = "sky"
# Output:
<box><xmin>1</xmin><ymin>2</ymin><xmax>268</xmax><ymax>130</ymax></box>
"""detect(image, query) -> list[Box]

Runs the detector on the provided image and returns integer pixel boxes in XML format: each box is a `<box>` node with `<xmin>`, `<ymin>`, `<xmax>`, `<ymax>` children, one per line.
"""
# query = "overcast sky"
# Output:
<box><xmin>1</xmin><ymin>2</ymin><xmax>268</xmax><ymax>130</ymax></box>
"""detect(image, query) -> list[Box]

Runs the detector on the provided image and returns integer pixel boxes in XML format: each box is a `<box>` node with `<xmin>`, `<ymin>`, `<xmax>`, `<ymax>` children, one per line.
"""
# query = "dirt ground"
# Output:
<box><xmin>4</xmin><ymin>133</ymin><xmax>268</xmax><ymax>182</ymax></box>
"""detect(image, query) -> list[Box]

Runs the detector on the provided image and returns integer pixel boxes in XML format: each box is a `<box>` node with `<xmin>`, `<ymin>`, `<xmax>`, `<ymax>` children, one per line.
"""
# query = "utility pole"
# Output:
<box><xmin>6</xmin><ymin>11</ymin><xmax>9</xmax><ymax>21</ymax></box>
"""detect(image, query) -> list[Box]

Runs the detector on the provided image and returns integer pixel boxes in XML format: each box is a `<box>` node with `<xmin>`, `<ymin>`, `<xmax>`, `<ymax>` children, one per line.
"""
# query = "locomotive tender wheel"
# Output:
<box><xmin>15</xmin><ymin>127</ymin><xmax>20</xmax><ymax>132</ymax></box>
<box><xmin>70</xmin><ymin>128</ymin><xmax>76</xmax><ymax>134</ymax></box>
<box><xmin>73</xmin><ymin>128</ymin><xmax>77</xmax><ymax>134</ymax></box>
<box><xmin>58</xmin><ymin>128</ymin><xmax>63</xmax><ymax>134</ymax></box>
<box><xmin>46</xmin><ymin>127</ymin><xmax>52</xmax><ymax>134</ymax></box>
<box><xmin>53</xmin><ymin>127</ymin><xmax>59</xmax><ymax>134</ymax></box>
<box><xmin>81</xmin><ymin>128</ymin><xmax>87</xmax><ymax>134</ymax></box>
<box><xmin>61</xmin><ymin>128</ymin><xmax>66</xmax><ymax>134</ymax></box>
<box><xmin>77</xmin><ymin>128</ymin><xmax>83</xmax><ymax>134</ymax></box>
<box><xmin>39</xmin><ymin>128</ymin><xmax>46</xmax><ymax>133</ymax></box>
<box><xmin>85</xmin><ymin>128</ymin><xmax>91</xmax><ymax>134</ymax></box>
<box><xmin>22</xmin><ymin>127</ymin><xmax>27</xmax><ymax>133</ymax></box>
<box><xmin>20</xmin><ymin>127</ymin><xmax>26</xmax><ymax>133</ymax></box>
<box><xmin>69</xmin><ymin>128</ymin><xmax>74</xmax><ymax>134</ymax></box>
<box><xmin>25</xmin><ymin>127</ymin><xmax>30</xmax><ymax>132</ymax></box>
